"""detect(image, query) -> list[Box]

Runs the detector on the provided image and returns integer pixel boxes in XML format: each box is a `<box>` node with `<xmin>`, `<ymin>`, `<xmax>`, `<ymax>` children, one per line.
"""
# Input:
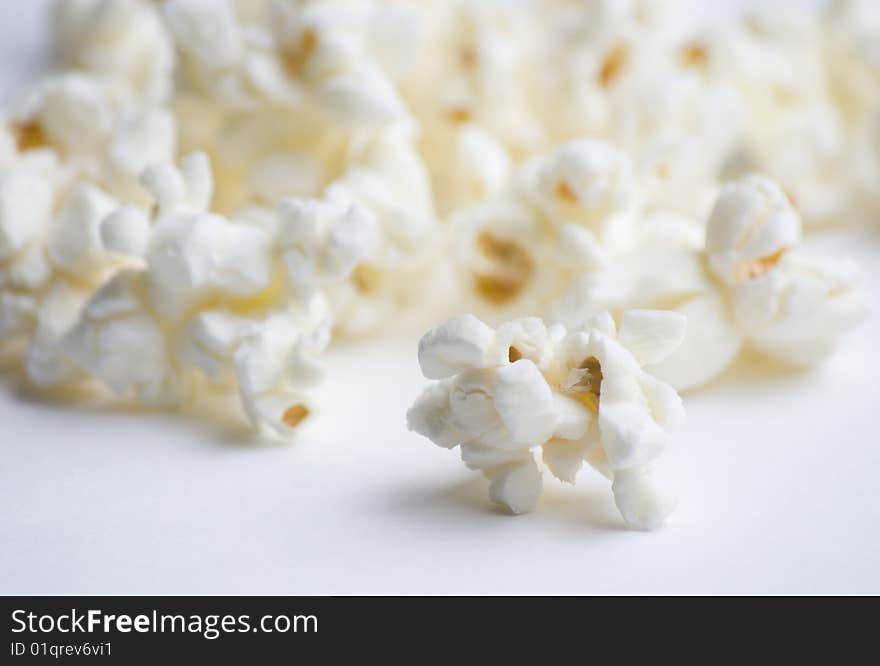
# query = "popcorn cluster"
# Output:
<box><xmin>407</xmin><ymin>310</ymin><xmax>686</xmax><ymax>530</ymax></box>
<box><xmin>549</xmin><ymin>174</ymin><xmax>867</xmax><ymax>391</ymax></box>
<box><xmin>0</xmin><ymin>0</ymin><xmax>874</xmax><ymax>529</ymax></box>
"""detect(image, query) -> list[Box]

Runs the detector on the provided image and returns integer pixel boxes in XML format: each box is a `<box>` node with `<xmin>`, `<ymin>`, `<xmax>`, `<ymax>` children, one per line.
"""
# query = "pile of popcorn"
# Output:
<box><xmin>1</xmin><ymin>0</ymin><xmax>875</xmax><ymax>529</ymax></box>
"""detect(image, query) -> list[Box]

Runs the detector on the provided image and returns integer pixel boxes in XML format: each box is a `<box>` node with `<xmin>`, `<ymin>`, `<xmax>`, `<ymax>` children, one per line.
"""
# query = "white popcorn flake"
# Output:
<box><xmin>449</xmin><ymin>138</ymin><xmax>646</xmax><ymax>321</ymax></box>
<box><xmin>179</xmin><ymin>309</ymin><xmax>253</xmax><ymax>383</ymax></box>
<box><xmin>0</xmin><ymin>291</ymin><xmax>37</xmax><ymax>340</ymax></box>
<box><xmin>0</xmin><ymin>169</ymin><xmax>54</xmax><ymax>261</ymax></box>
<box><xmin>406</xmin><ymin>382</ymin><xmax>459</xmax><ymax>449</ymax></box>
<box><xmin>645</xmin><ymin>291</ymin><xmax>743</xmax><ymax>392</ymax></box>
<box><xmin>0</xmin><ymin>145</ymin><xmax>372</xmax><ymax>437</ymax></box>
<box><xmin>104</xmin><ymin>106</ymin><xmax>177</xmax><ymax>202</ymax></box>
<box><xmin>62</xmin><ymin>270</ymin><xmax>180</xmax><ymax>405</ymax></box>
<box><xmin>162</xmin><ymin>0</ymin><xmax>243</xmax><ymax>72</ymax></box>
<box><xmin>100</xmin><ymin>206</ymin><xmax>151</xmax><ymax>258</ymax></box>
<box><xmin>704</xmin><ymin>176</ymin><xmax>866</xmax><ymax>364</ymax></box>
<box><xmin>611</xmin><ymin>466</ymin><xmax>677</xmax><ymax>532</ymax></box>
<box><xmin>276</xmin><ymin>196</ymin><xmax>377</xmax><ymax>302</ymax></box>
<box><xmin>54</xmin><ymin>0</ymin><xmax>175</xmax><ymax>103</ymax></box>
<box><xmin>705</xmin><ymin>174</ymin><xmax>801</xmax><ymax>286</ymax></box>
<box><xmin>441</xmin><ymin>124</ymin><xmax>512</xmax><ymax>213</ymax></box>
<box><xmin>249</xmin><ymin>153</ymin><xmax>323</xmax><ymax>204</ymax></box>
<box><xmin>46</xmin><ymin>184</ymin><xmax>119</xmax><ymax>276</ymax></box>
<box><xmin>408</xmin><ymin>311</ymin><xmax>686</xmax><ymax>530</ymax></box>
<box><xmin>617</xmin><ymin>309</ymin><xmax>687</xmax><ymax>367</ymax></box>
<box><xmin>489</xmin><ymin>457</ymin><xmax>543</xmax><ymax>515</ymax></box>
<box><xmin>527</xmin><ymin>139</ymin><xmax>637</xmax><ymax>237</ymax></box>
<box><xmin>417</xmin><ymin>313</ymin><xmax>494</xmax><ymax>380</ymax></box>
<box><xmin>35</xmin><ymin>74</ymin><xmax>118</xmax><ymax>156</ymax></box>
<box><xmin>25</xmin><ymin>281</ymin><xmax>90</xmax><ymax>388</ymax></box>
<box><xmin>494</xmin><ymin>359</ymin><xmax>558</xmax><ymax>446</ymax></box>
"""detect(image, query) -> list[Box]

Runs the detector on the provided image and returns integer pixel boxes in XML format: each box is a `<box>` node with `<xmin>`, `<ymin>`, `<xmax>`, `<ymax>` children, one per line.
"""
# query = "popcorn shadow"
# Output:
<box><xmin>539</xmin><ymin>483</ymin><xmax>627</xmax><ymax>532</ymax></box>
<box><xmin>384</xmin><ymin>476</ymin><xmax>626</xmax><ymax>534</ymax></box>
<box><xmin>4</xmin><ymin>373</ymin><xmax>277</xmax><ymax>449</ymax></box>
<box><xmin>688</xmin><ymin>347</ymin><xmax>812</xmax><ymax>396</ymax></box>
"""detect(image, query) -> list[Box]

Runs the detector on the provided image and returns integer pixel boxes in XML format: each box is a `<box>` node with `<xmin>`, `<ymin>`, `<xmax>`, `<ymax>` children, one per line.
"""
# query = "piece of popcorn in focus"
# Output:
<box><xmin>550</xmin><ymin>175</ymin><xmax>866</xmax><ymax>391</ymax></box>
<box><xmin>407</xmin><ymin>309</ymin><xmax>686</xmax><ymax>530</ymax></box>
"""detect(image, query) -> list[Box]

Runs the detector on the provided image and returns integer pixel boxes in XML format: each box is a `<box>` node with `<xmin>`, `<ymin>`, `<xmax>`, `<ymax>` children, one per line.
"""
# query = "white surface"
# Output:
<box><xmin>1</xmin><ymin>0</ymin><xmax>879</xmax><ymax>595</ymax></box>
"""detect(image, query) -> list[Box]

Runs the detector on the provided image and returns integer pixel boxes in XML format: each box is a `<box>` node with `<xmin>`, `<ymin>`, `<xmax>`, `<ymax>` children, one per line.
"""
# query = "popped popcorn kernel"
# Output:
<box><xmin>408</xmin><ymin>310</ymin><xmax>686</xmax><ymax>530</ymax></box>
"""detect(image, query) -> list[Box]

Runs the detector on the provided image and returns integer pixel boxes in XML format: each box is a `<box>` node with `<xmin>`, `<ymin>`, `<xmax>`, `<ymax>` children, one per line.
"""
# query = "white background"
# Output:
<box><xmin>1</xmin><ymin>0</ymin><xmax>878</xmax><ymax>594</ymax></box>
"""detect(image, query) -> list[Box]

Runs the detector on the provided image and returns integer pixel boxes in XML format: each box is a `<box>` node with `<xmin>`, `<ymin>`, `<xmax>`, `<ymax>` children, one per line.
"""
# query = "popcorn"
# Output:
<box><xmin>318</xmin><ymin>126</ymin><xmax>440</xmax><ymax>338</ymax></box>
<box><xmin>699</xmin><ymin>7</ymin><xmax>865</xmax><ymax>227</ymax></box>
<box><xmin>0</xmin><ymin>151</ymin><xmax>136</xmax><ymax>377</ymax></box>
<box><xmin>4</xmin><ymin>72</ymin><xmax>176</xmax><ymax>207</ymax></box>
<box><xmin>163</xmin><ymin>0</ymin><xmax>412</xmax><ymax>125</ymax></box>
<box><xmin>701</xmin><ymin>175</ymin><xmax>865</xmax><ymax>365</ymax></box>
<box><xmin>61</xmin><ymin>270</ymin><xmax>181</xmax><ymax>405</ymax></box>
<box><xmin>525</xmin><ymin>139</ymin><xmax>637</xmax><ymax>236</ymax></box>
<box><xmin>615</xmin><ymin>75</ymin><xmax>741</xmax><ymax>219</ymax></box>
<box><xmin>54</xmin><ymin>152</ymin><xmax>373</xmax><ymax>436</ymax></box>
<box><xmin>449</xmin><ymin>139</ymin><xmax>637</xmax><ymax>322</ymax></box>
<box><xmin>276</xmin><ymin>197</ymin><xmax>375</xmax><ymax>302</ymax></box>
<box><xmin>53</xmin><ymin>0</ymin><xmax>175</xmax><ymax>103</ymax></box>
<box><xmin>159</xmin><ymin>2</ymin><xmax>438</xmax><ymax>335</ymax></box>
<box><xmin>400</xmin><ymin>0</ymin><xmax>542</xmax><ymax>195</ymax></box>
<box><xmin>428</xmin><ymin>123</ymin><xmax>512</xmax><ymax>215</ymax></box>
<box><xmin>233</xmin><ymin>306</ymin><xmax>329</xmax><ymax>438</ymax></box>
<box><xmin>407</xmin><ymin>310</ymin><xmax>686</xmax><ymax>530</ymax></box>
<box><xmin>0</xmin><ymin>158</ymin><xmax>56</xmax><ymax>264</ymax></box>
<box><xmin>551</xmin><ymin>175</ymin><xmax>866</xmax><ymax>391</ymax></box>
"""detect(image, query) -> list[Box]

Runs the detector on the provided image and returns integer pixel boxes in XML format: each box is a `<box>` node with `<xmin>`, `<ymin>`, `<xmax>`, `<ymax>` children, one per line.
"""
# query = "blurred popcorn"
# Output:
<box><xmin>451</xmin><ymin>139</ymin><xmax>637</xmax><ymax>320</ymax></box>
<box><xmin>44</xmin><ymin>153</ymin><xmax>372</xmax><ymax>437</ymax></box>
<box><xmin>0</xmin><ymin>0</ymin><xmax>873</xmax><ymax>463</ymax></box>
<box><xmin>53</xmin><ymin>0</ymin><xmax>175</xmax><ymax>103</ymax></box>
<box><xmin>551</xmin><ymin>175</ymin><xmax>866</xmax><ymax>391</ymax></box>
